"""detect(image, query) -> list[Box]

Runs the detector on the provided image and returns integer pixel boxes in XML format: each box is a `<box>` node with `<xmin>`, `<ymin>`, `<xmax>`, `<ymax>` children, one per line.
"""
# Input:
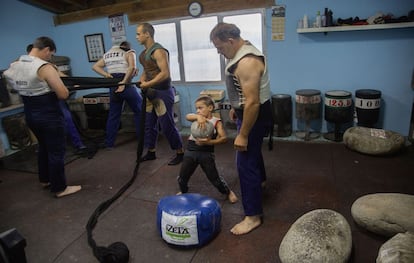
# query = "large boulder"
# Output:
<box><xmin>351</xmin><ymin>193</ymin><xmax>414</xmax><ymax>237</ymax></box>
<box><xmin>377</xmin><ymin>232</ymin><xmax>414</xmax><ymax>263</ymax></box>
<box><xmin>279</xmin><ymin>209</ymin><xmax>352</xmax><ymax>263</ymax></box>
<box><xmin>343</xmin><ymin>126</ymin><xmax>405</xmax><ymax>155</ymax></box>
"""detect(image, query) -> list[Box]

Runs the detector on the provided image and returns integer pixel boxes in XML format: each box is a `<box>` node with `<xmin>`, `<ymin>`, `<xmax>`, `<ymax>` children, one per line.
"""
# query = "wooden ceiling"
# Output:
<box><xmin>19</xmin><ymin>0</ymin><xmax>96</xmax><ymax>14</ymax></box>
<box><xmin>19</xmin><ymin>0</ymin><xmax>273</xmax><ymax>26</ymax></box>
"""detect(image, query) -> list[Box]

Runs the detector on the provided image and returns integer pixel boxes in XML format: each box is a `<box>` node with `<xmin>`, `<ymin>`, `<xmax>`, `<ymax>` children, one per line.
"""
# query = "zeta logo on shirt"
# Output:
<box><xmin>104</xmin><ymin>51</ymin><xmax>124</xmax><ymax>59</ymax></box>
<box><xmin>16</xmin><ymin>80</ymin><xmax>28</xmax><ymax>86</ymax></box>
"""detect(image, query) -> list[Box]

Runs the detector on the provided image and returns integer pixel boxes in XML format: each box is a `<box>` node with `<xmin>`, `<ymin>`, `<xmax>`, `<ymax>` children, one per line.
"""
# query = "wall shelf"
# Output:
<box><xmin>297</xmin><ymin>21</ymin><xmax>414</xmax><ymax>33</ymax></box>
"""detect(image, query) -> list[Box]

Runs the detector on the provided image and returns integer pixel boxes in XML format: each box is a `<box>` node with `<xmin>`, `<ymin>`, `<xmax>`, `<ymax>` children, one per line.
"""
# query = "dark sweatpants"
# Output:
<box><xmin>178</xmin><ymin>150</ymin><xmax>230</xmax><ymax>195</ymax></box>
<box><xmin>22</xmin><ymin>93</ymin><xmax>67</xmax><ymax>193</ymax></box>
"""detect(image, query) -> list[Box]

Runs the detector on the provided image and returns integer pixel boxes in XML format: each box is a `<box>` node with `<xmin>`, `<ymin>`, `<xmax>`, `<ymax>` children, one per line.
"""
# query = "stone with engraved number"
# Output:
<box><xmin>343</xmin><ymin>126</ymin><xmax>404</xmax><ymax>155</ymax></box>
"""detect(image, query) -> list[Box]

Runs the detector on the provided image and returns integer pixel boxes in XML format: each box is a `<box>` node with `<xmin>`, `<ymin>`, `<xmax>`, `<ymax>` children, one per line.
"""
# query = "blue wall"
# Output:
<box><xmin>1</xmin><ymin>0</ymin><xmax>413</xmax><ymax>135</ymax></box>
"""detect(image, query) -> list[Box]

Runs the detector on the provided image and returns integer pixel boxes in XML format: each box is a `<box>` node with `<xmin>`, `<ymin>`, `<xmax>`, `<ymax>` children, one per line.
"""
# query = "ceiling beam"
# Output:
<box><xmin>61</xmin><ymin>0</ymin><xmax>89</xmax><ymax>9</ymax></box>
<box><xmin>20</xmin><ymin>0</ymin><xmax>68</xmax><ymax>14</ymax></box>
<box><xmin>53</xmin><ymin>0</ymin><xmax>142</xmax><ymax>25</ymax></box>
<box><xmin>128</xmin><ymin>0</ymin><xmax>274</xmax><ymax>24</ymax></box>
<box><xmin>53</xmin><ymin>0</ymin><xmax>273</xmax><ymax>26</ymax></box>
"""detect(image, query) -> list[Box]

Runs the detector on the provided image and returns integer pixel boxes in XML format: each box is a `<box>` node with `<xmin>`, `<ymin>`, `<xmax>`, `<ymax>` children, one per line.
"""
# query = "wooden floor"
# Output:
<box><xmin>1</xmin><ymin>131</ymin><xmax>413</xmax><ymax>262</ymax></box>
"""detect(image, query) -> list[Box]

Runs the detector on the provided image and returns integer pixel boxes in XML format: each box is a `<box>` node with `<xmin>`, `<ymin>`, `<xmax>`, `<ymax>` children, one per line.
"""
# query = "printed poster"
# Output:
<box><xmin>109</xmin><ymin>14</ymin><xmax>127</xmax><ymax>45</ymax></box>
<box><xmin>271</xmin><ymin>5</ymin><xmax>286</xmax><ymax>41</ymax></box>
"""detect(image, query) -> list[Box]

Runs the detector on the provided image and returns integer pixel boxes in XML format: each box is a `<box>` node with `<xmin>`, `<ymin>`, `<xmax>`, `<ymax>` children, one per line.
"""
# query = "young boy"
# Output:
<box><xmin>177</xmin><ymin>95</ymin><xmax>238</xmax><ymax>203</ymax></box>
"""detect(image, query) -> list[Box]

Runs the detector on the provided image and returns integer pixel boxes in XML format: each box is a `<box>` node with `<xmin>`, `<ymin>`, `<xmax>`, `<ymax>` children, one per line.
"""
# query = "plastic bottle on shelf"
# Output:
<box><xmin>321</xmin><ymin>13</ymin><xmax>327</xmax><ymax>27</ymax></box>
<box><xmin>326</xmin><ymin>9</ymin><xmax>333</xmax><ymax>26</ymax></box>
<box><xmin>324</xmin><ymin>8</ymin><xmax>329</xmax><ymax>27</ymax></box>
<box><xmin>303</xmin><ymin>14</ymin><xmax>309</xmax><ymax>28</ymax></box>
<box><xmin>316</xmin><ymin>11</ymin><xmax>321</xmax><ymax>27</ymax></box>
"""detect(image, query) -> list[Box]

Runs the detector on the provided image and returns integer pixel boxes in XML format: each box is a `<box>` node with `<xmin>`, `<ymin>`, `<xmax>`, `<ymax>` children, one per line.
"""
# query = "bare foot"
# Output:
<box><xmin>228</xmin><ymin>190</ymin><xmax>238</xmax><ymax>204</ymax></box>
<box><xmin>230</xmin><ymin>216</ymin><xmax>262</xmax><ymax>235</ymax></box>
<box><xmin>56</xmin><ymin>185</ymin><xmax>82</xmax><ymax>198</ymax></box>
<box><xmin>176</xmin><ymin>191</ymin><xmax>182</xmax><ymax>195</ymax></box>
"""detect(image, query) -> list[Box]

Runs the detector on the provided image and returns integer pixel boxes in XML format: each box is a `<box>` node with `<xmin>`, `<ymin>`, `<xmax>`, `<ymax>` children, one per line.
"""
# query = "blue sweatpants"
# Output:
<box><xmin>60</xmin><ymin>101</ymin><xmax>84</xmax><ymax>149</ymax></box>
<box><xmin>235</xmin><ymin>101</ymin><xmax>272</xmax><ymax>216</ymax></box>
<box><xmin>105</xmin><ymin>73</ymin><xmax>143</xmax><ymax>147</ymax></box>
<box><xmin>144</xmin><ymin>87</ymin><xmax>182</xmax><ymax>150</ymax></box>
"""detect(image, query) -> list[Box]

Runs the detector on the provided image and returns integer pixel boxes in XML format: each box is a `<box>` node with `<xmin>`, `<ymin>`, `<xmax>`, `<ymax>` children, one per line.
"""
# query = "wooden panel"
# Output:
<box><xmin>53</xmin><ymin>0</ymin><xmax>273</xmax><ymax>26</ymax></box>
<box><xmin>54</xmin><ymin>1</ymin><xmax>142</xmax><ymax>25</ymax></box>
<box><xmin>129</xmin><ymin>0</ymin><xmax>274</xmax><ymax>24</ymax></box>
<box><xmin>21</xmin><ymin>0</ymin><xmax>70</xmax><ymax>14</ymax></box>
<box><xmin>62</xmin><ymin>0</ymin><xmax>88</xmax><ymax>9</ymax></box>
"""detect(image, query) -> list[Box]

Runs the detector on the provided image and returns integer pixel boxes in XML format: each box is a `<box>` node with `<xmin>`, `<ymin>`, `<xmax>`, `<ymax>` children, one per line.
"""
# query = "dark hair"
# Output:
<box><xmin>210</xmin><ymin>22</ymin><xmax>241</xmax><ymax>42</ymax></box>
<box><xmin>119</xmin><ymin>41</ymin><xmax>131</xmax><ymax>51</ymax></box>
<box><xmin>26</xmin><ymin>44</ymin><xmax>33</xmax><ymax>53</ymax></box>
<box><xmin>195</xmin><ymin>95</ymin><xmax>215</xmax><ymax>110</ymax></box>
<box><xmin>138</xmin><ymin>22</ymin><xmax>155</xmax><ymax>38</ymax></box>
<box><xmin>32</xmin><ymin>36</ymin><xmax>56</xmax><ymax>52</ymax></box>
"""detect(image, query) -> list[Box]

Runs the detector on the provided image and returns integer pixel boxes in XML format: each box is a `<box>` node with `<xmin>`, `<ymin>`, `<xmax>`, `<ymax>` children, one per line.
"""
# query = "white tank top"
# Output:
<box><xmin>3</xmin><ymin>55</ymin><xmax>52</xmax><ymax>96</ymax></box>
<box><xmin>225</xmin><ymin>41</ymin><xmax>270</xmax><ymax>110</ymax></box>
<box><xmin>103</xmin><ymin>46</ymin><xmax>136</xmax><ymax>74</ymax></box>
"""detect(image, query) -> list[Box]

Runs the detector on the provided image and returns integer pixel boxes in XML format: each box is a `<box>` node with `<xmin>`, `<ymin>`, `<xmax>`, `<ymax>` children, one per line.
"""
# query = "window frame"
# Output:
<box><xmin>151</xmin><ymin>8</ymin><xmax>266</xmax><ymax>85</ymax></box>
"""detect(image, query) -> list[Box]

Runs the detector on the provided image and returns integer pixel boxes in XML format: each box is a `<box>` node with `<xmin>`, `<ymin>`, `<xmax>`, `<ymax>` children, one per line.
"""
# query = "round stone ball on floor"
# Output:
<box><xmin>343</xmin><ymin>126</ymin><xmax>405</xmax><ymax>155</ymax></box>
<box><xmin>157</xmin><ymin>193</ymin><xmax>221</xmax><ymax>248</ymax></box>
<box><xmin>279</xmin><ymin>209</ymin><xmax>352</xmax><ymax>263</ymax></box>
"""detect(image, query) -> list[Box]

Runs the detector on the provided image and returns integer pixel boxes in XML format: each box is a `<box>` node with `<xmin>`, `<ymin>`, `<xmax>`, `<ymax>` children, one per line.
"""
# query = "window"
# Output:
<box><xmin>180</xmin><ymin>16</ymin><xmax>220</xmax><ymax>82</ymax></box>
<box><xmin>152</xmin><ymin>23</ymin><xmax>180</xmax><ymax>81</ymax></box>
<box><xmin>153</xmin><ymin>9</ymin><xmax>264</xmax><ymax>83</ymax></box>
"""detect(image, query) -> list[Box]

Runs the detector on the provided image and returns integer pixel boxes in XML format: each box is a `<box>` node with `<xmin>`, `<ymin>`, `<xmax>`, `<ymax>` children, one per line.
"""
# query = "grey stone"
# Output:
<box><xmin>377</xmin><ymin>232</ymin><xmax>414</xmax><ymax>263</ymax></box>
<box><xmin>279</xmin><ymin>209</ymin><xmax>352</xmax><ymax>263</ymax></box>
<box><xmin>343</xmin><ymin>126</ymin><xmax>405</xmax><ymax>155</ymax></box>
<box><xmin>351</xmin><ymin>193</ymin><xmax>414</xmax><ymax>237</ymax></box>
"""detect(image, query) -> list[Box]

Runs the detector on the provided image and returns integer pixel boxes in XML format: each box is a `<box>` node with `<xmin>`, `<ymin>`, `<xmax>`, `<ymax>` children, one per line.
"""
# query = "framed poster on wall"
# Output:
<box><xmin>84</xmin><ymin>33</ymin><xmax>105</xmax><ymax>62</ymax></box>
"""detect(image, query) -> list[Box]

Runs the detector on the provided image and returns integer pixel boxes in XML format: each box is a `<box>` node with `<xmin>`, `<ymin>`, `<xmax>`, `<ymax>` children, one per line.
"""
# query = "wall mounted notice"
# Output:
<box><xmin>271</xmin><ymin>5</ymin><xmax>286</xmax><ymax>41</ymax></box>
<box><xmin>109</xmin><ymin>14</ymin><xmax>126</xmax><ymax>45</ymax></box>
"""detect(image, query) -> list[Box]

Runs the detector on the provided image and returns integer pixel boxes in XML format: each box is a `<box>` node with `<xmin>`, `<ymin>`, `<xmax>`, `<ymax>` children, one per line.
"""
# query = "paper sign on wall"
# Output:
<box><xmin>109</xmin><ymin>14</ymin><xmax>127</xmax><ymax>45</ymax></box>
<box><xmin>271</xmin><ymin>5</ymin><xmax>286</xmax><ymax>41</ymax></box>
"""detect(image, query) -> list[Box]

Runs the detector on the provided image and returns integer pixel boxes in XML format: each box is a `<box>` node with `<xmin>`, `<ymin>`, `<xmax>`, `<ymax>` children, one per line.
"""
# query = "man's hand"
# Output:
<box><xmin>234</xmin><ymin>134</ymin><xmax>248</xmax><ymax>151</ymax></box>
<box><xmin>115</xmin><ymin>84</ymin><xmax>125</xmax><ymax>93</ymax></box>
<box><xmin>140</xmin><ymin>80</ymin><xmax>149</xmax><ymax>89</ymax></box>
<box><xmin>229</xmin><ymin>108</ymin><xmax>237</xmax><ymax>121</ymax></box>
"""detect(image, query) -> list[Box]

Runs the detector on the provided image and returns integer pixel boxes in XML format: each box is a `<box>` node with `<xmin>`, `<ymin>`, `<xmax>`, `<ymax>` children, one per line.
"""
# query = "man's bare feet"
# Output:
<box><xmin>56</xmin><ymin>185</ymin><xmax>81</xmax><ymax>198</ymax></box>
<box><xmin>176</xmin><ymin>191</ymin><xmax>182</xmax><ymax>195</ymax></box>
<box><xmin>228</xmin><ymin>190</ymin><xmax>238</xmax><ymax>204</ymax></box>
<box><xmin>230</xmin><ymin>216</ymin><xmax>262</xmax><ymax>235</ymax></box>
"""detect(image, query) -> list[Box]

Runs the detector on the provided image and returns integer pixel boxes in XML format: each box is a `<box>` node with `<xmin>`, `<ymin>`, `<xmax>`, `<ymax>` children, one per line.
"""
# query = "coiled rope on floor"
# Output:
<box><xmin>64</xmin><ymin>77</ymin><xmax>145</xmax><ymax>263</ymax></box>
<box><xmin>86</xmin><ymin>89</ymin><xmax>145</xmax><ymax>263</ymax></box>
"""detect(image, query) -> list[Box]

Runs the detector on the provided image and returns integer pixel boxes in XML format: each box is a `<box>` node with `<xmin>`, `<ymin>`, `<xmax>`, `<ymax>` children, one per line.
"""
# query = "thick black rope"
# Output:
<box><xmin>81</xmin><ymin>83</ymin><xmax>146</xmax><ymax>263</ymax></box>
<box><xmin>62</xmin><ymin>77</ymin><xmax>142</xmax><ymax>160</ymax></box>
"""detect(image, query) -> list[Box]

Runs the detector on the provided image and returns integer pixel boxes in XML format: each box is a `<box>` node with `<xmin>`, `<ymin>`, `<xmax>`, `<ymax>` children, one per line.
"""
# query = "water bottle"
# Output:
<box><xmin>316</xmin><ymin>11</ymin><xmax>322</xmax><ymax>28</ymax></box>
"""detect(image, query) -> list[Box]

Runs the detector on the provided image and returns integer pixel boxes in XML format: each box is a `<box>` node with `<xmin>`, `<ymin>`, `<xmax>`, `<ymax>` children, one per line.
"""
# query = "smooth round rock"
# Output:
<box><xmin>279</xmin><ymin>209</ymin><xmax>352</xmax><ymax>263</ymax></box>
<box><xmin>351</xmin><ymin>193</ymin><xmax>414</xmax><ymax>237</ymax></box>
<box><xmin>343</xmin><ymin>126</ymin><xmax>405</xmax><ymax>155</ymax></box>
